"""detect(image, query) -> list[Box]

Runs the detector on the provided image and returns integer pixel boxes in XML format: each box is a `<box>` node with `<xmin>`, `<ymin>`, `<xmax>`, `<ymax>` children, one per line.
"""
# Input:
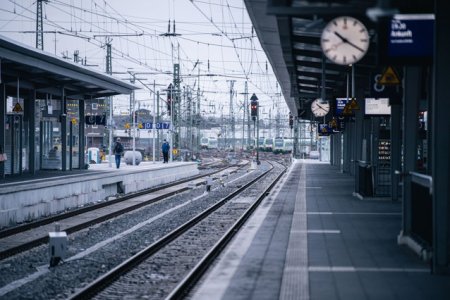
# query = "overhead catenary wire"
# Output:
<box><xmin>0</xmin><ymin>0</ymin><xmax>286</xmax><ymax>116</ymax></box>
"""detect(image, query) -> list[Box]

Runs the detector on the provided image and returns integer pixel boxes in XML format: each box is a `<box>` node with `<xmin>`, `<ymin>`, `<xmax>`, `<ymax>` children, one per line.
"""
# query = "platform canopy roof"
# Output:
<box><xmin>0</xmin><ymin>35</ymin><xmax>138</xmax><ymax>99</ymax></box>
<box><xmin>244</xmin><ymin>0</ymin><xmax>433</xmax><ymax>118</ymax></box>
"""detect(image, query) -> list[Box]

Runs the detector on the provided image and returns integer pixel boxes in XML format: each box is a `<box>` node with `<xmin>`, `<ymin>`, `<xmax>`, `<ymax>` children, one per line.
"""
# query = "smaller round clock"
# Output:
<box><xmin>321</xmin><ymin>16</ymin><xmax>369</xmax><ymax>65</ymax></box>
<box><xmin>311</xmin><ymin>99</ymin><xmax>330</xmax><ymax>117</ymax></box>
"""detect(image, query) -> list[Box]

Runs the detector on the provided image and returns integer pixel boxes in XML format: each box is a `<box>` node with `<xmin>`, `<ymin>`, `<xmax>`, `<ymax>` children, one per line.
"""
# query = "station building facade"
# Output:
<box><xmin>0</xmin><ymin>35</ymin><xmax>137</xmax><ymax>177</ymax></box>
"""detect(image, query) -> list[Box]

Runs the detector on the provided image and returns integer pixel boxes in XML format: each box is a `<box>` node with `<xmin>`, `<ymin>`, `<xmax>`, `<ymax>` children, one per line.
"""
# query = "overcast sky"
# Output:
<box><xmin>0</xmin><ymin>0</ymin><xmax>288</xmax><ymax>119</ymax></box>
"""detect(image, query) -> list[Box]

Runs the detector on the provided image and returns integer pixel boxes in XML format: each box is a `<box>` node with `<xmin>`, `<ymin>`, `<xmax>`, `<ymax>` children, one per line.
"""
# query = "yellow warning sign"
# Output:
<box><xmin>349</xmin><ymin>98</ymin><xmax>360</xmax><ymax>110</ymax></box>
<box><xmin>12</xmin><ymin>103</ymin><xmax>23</xmax><ymax>113</ymax></box>
<box><xmin>342</xmin><ymin>103</ymin><xmax>353</xmax><ymax>116</ymax></box>
<box><xmin>378</xmin><ymin>66</ymin><xmax>400</xmax><ymax>85</ymax></box>
<box><xmin>71</xmin><ymin>118</ymin><xmax>77</xmax><ymax>125</ymax></box>
<box><xmin>329</xmin><ymin>118</ymin><xmax>337</xmax><ymax>128</ymax></box>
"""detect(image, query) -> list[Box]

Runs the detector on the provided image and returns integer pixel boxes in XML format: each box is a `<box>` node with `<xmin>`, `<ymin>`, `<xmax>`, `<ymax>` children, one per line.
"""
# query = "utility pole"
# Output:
<box><xmin>156</xmin><ymin>90</ymin><xmax>160</xmax><ymax>160</ymax></box>
<box><xmin>196</xmin><ymin>66</ymin><xmax>201</xmax><ymax>157</ymax></box>
<box><xmin>173</xmin><ymin>63</ymin><xmax>181</xmax><ymax>154</ymax></box>
<box><xmin>35</xmin><ymin>0</ymin><xmax>48</xmax><ymax>50</ymax></box>
<box><xmin>241</xmin><ymin>98</ymin><xmax>245</xmax><ymax>151</ymax></box>
<box><xmin>170</xmin><ymin>83</ymin><xmax>174</xmax><ymax>162</ymax></box>
<box><xmin>250</xmin><ymin>93</ymin><xmax>259</xmax><ymax>164</ymax></box>
<box><xmin>130</xmin><ymin>72</ymin><xmax>136</xmax><ymax>166</ymax></box>
<box><xmin>269</xmin><ymin>108</ymin><xmax>272</xmax><ymax>138</ymax></box>
<box><xmin>152</xmin><ymin>81</ymin><xmax>156</xmax><ymax>163</ymax></box>
<box><xmin>188</xmin><ymin>88</ymin><xmax>194</xmax><ymax>153</ymax></box>
<box><xmin>106</xmin><ymin>40</ymin><xmax>113</xmax><ymax>168</ymax></box>
<box><xmin>229</xmin><ymin>80</ymin><xmax>236</xmax><ymax>151</ymax></box>
<box><xmin>245</xmin><ymin>81</ymin><xmax>250</xmax><ymax>149</ymax></box>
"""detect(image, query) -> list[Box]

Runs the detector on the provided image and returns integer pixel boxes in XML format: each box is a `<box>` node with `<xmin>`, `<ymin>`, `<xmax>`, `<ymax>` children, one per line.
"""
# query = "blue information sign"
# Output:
<box><xmin>318</xmin><ymin>123</ymin><xmax>333</xmax><ymax>136</ymax></box>
<box><xmin>388</xmin><ymin>14</ymin><xmax>434</xmax><ymax>59</ymax></box>
<box><xmin>141</xmin><ymin>122</ymin><xmax>171</xmax><ymax>129</ymax></box>
<box><xmin>335</xmin><ymin>98</ymin><xmax>351</xmax><ymax>116</ymax></box>
<box><xmin>379</xmin><ymin>14</ymin><xmax>434</xmax><ymax>65</ymax></box>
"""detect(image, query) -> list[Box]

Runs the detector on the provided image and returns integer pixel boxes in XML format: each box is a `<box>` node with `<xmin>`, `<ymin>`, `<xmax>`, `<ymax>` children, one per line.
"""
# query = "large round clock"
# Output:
<box><xmin>311</xmin><ymin>99</ymin><xmax>330</xmax><ymax>117</ymax></box>
<box><xmin>321</xmin><ymin>16</ymin><xmax>369</xmax><ymax>65</ymax></box>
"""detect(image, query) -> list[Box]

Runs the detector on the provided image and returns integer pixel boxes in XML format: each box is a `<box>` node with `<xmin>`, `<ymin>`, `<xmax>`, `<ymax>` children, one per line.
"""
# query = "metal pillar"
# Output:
<box><xmin>61</xmin><ymin>87</ymin><xmax>67</xmax><ymax>171</ymax></box>
<box><xmin>432</xmin><ymin>1</ymin><xmax>450</xmax><ymax>274</ymax></box>
<box><xmin>106</xmin><ymin>41</ymin><xmax>113</xmax><ymax>168</ymax></box>
<box><xmin>0</xmin><ymin>83</ymin><xmax>5</xmax><ymax>178</ymax></box>
<box><xmin>157</xmin><ymin>91</ymin><xmax>160</xmax><ymax>160</ymax></box>
<box><xmin>256</xmin><ymin>114</ymin><xmax>260</xmax><ymax>163</ymax></box>
<box><xmin>245</xmin><ymin>81</ymin><xmax>250</xmax><ymax>148</ymax></box>
<box><xmin>79</xmin><ymin>99</ymin><xmax>85</xmax><ymax>168</ymax></box>
<box><xmin>391</xmin><ymin>104</ymin><xmax>401</xmax><ymax>200</ymax></box>
<box><xmin>173</xmin><ymin>63</ymin><xmax>180</xmax><ymax>151</ymax></box>
<box><xmin>196</xmin><ymin>72</ymin><xmax>201</xmax><ymax>155</ymax></box>
<box><xmin>402</xmin><ymin>66</ymin><xmax>421</xmax><ymax>238</ymax></box>
<box><xmin>229</xmin><ymin>81</ymin><xmax>235</xmax><ymax>150</ymax></box>
<box><xmin>153</xmin><ymin>81</ymin><xmax>156</xmax><ymax>163</ymax></box>
<box><xmin>26</xmin><ymin>89</ymin><xmax>36</xmax><ymax>174</ymax></box>
<box><xmin>35</xmin><ymin>0</ymin><xmax>47</xmax><ymax>50</ymax></box>
<box><xmin>293</xmin><ymin>117</ymin><xmax>299</xmax><ymax>158</ymax></box>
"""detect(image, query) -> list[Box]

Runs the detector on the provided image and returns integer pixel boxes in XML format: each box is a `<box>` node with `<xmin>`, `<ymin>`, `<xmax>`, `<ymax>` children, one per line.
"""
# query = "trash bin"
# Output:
<box><xmin>87</xmin><ymin>147</ymin><xmax>101</xmax><ymax>164</ymax></box>
<box><xmin>357</xmin><ymin>161</ymin><xmax>373</xmax><ymax>197</ymax></box>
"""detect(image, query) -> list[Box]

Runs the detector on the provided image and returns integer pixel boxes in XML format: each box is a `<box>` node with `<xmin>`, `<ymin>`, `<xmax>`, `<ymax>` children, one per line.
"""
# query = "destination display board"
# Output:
<box><xmin>379</xmin><ymin>14</ymin><xmax>434</xmax><ymax>64</ymax></box>
<box><xmin>365</xmin><ymin>98</ymin><xmax>391</xmax><ymax>116</ymax></box>
<box><xmin>335</xmin><ymin>98</ymin><xmax>351</xmax><ymax>116</ymax></box>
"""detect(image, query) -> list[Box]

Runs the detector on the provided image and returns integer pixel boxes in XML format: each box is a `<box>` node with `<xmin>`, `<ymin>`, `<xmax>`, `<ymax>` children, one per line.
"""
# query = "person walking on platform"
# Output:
<box><xmin>113</xmin><ymin>138</ymin><xmax>124</xmax><ymax>169</ymax></box>
<box><xmin>162</xmin><ymin>139</ymin><xmax>170</xmax><ymax>163</ymax></box>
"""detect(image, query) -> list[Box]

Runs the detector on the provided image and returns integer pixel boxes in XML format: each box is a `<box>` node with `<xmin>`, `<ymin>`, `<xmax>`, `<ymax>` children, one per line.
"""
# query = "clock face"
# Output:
<box><xmin>311</xmin><ymin>99</ymin><xmax>330</xmax><ymax>117</ymax></box>
<box><xmin>321</xmin><ymin>16</ymin><xmax>369</xmax><ymax>65</ymax></box>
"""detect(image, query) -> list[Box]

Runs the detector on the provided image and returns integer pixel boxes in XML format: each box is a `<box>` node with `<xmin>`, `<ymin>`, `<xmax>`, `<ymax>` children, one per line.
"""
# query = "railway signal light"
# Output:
<box><xmin>250</xmin><ymin>93</ymin><xmax>258</xmax><ymax>120</ymax></box>
<box><xmin>167</xmin><ymin>83</ymin><xmax>173</xmax><ymax>116</ymax></box>
<box><xmin>289</xmin><ymin>113</ymin><xmax>293</xmax><ymax>129</ymax></box>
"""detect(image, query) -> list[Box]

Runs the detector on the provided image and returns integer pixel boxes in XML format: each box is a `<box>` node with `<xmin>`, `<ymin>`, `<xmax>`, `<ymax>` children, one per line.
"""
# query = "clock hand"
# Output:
<box><xmin>333</xmin><ymin>31</ymin><xmax>348</xmax><ymax>43</ymax></box>
<box><xmin>316</xmin><ymin>103</ymin><xmax>328</xmax><ymax>112</ymax></box>
<box><xmin>346</xmin><ymin>40</ymin><xmax>365</xmax><ymax>52</ymax></box>
<box><xmin>333</xmin><ymin>31</ymin><xmax>365</xmax><ymax>52</ymax></box>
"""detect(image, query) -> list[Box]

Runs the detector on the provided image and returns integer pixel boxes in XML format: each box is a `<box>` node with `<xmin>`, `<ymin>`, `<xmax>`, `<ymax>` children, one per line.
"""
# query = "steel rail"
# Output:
<box><xmin>0</xmin><ymin>162</ymin><xmax>248</xmax><ymax>260</ymax></box>
<box><xmin>166</xmin><ymin>161</ymin><xmax>286</xmax><ymax>299</ymax></box>
<box><xmin>69</xmin><ymin>162</ymin><xmax>276</xmax><ymax>300</ymax></box>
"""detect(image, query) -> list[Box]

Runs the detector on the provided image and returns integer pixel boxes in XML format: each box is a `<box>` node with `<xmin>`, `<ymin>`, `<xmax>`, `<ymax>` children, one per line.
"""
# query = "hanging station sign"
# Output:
<box><xmin>379</xmin><ymin>14</ymin><xmax>434</xmax><ymax>64</ymax></box>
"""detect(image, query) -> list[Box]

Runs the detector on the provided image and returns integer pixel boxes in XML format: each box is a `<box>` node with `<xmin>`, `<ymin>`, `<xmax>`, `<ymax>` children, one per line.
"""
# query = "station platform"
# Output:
<box><xmin>192</xmin><ymin>160</ymin><xmax>450</xmax><ymax>300</ymax></box>
<box><xmin>0</xmin><ymin>161</ymin><xmax>199</xmax><ymax>228</ymax></box>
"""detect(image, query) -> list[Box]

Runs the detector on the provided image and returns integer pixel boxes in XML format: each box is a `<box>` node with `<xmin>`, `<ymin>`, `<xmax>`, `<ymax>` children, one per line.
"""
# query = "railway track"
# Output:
<box><xmin>0</xmin><ymin>162</ymin><xmax>247</xmax><ymax>260</ymax></box>
<box><xmin>68</xmin><ymin>161</ymin><xmax>286</xmax><ymax>299</ymax></box>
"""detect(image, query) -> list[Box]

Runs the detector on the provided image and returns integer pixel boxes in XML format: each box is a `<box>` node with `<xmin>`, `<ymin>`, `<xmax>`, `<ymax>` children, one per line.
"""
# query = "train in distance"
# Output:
<box><xmin>200</xmin><ymin>136</ymin><xmax>293</xmax><ymax>154</ymax></box>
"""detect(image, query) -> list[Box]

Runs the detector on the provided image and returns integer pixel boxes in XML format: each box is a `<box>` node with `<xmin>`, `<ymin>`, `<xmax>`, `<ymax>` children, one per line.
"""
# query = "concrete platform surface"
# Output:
<box><xmin>0</xmin><ymin>161</ymin><xmax>198</xmax><ymax>228</ymax></box>
<box><xmin>192</xmin><ymin>159</ymin><xmax>450</xmax><ymax>300</ymax></box>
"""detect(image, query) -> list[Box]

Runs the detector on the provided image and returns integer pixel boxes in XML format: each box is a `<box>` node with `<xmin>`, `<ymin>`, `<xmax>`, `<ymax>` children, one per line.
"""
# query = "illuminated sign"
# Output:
<box><xmin>365</xmin><ymin>98</ymin><xmax>391</xmax><ymax>116</ymax></box>
<box><xmin>389</xmin><ymin>14</ymin><xmax>434</xmax><ymax>58</ymax></box>
<box><xmin>379</xmin><ymin>14</ymin><xmax>434</xmax><ymax>64</ymax></box>
<box><xmin>335</xmin><ymin>98</ymin><xmax>350</xmax><ymax>116</ymax></box>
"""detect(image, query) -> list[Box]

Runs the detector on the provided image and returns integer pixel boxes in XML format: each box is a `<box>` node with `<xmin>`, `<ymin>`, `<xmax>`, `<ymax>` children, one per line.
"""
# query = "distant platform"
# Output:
<box><xmin>0</xmin><ymin>161</ymin><xmax>199</xmax><ymax>228</ymax></box>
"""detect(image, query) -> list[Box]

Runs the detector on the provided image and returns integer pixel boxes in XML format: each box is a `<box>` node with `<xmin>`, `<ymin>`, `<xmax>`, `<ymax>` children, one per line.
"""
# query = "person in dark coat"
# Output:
<box><xmin>162</xmin><ymin>139</ymin><xmax>170</xmax><ymax>163</ymax></box>
<box><xmin>113</xmin><ymin>138</ymin><xmax>124</xmax><ymax>168</ymax></box>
